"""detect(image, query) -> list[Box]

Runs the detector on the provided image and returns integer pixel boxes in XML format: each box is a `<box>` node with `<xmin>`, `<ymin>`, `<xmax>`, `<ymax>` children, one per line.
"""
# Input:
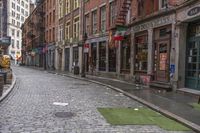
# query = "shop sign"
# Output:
<box><xmin>84</xmin><ymin>43</ymin><xmax>89</xmax><ymax>53</ymax></box>
<box><xmin>188</xmin><ymin>7</ymin><xmax>200</xmax><ymax>16</ymax></box>
<box><xmin>132</xmin><ymin>15</ymin><xmax>174</xmax><ymax>32</ymax></box>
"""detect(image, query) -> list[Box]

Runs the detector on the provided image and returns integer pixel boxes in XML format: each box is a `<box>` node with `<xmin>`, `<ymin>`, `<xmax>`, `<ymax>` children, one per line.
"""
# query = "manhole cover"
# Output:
<box><xmin>55</xmin><ymin>112</ymin><xmax>75</xmax><ymax>118</ymax></box>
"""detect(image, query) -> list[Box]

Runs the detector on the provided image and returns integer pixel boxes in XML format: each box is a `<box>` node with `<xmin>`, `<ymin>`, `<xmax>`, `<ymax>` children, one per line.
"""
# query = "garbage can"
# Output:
<box><xmin>74</xmin><ymin>66</ymin><xmax>79</xmax><ymax>75</ymax></box>
<box><xmin>0</xmin><ymin>72</ymin><xmax>7</xmax><ymax>84</ymax></box>
<box><xmin>0</xmin><ymin>75</ymin><xmax>4</xmax><ymax>97</ymax></box>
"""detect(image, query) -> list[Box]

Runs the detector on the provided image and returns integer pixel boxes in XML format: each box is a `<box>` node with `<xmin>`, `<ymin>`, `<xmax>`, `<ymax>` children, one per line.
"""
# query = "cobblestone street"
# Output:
<box><xmin>0</xmin><ymin>67</ymin><xmax>193</xmax><ymax>133</ymax></box>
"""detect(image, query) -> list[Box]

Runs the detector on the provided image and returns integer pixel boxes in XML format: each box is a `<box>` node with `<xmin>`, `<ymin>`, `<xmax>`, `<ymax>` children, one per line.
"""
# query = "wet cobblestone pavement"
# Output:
<box><xmin>0</xmin><ymin>67</ymin><xmax>194</xmax><ymax>133</ymax></box>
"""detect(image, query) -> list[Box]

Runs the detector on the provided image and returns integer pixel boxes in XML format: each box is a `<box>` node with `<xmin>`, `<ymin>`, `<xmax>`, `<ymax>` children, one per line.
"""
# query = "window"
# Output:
<box><xmin>25</xmin><ymin>11</ymin><xmax>28</xmax><ymax>16</ymax></box>
<box><xmin>110</xmin><ymin>1</ymin><xmax>116</xmax><ymax>27</ymax></box>
<box><xmin>53</xmin><ymin>10</ymin><xmax>55</xmax><ymax>23</ymax></box>
<box><xmin>92</xmin><ymin>10</ymin><xmax>97</xmax><ymax>34</ymax></box>
<box><xmin>138</xmin><ymin>0</ymin><xmax>145</xmax><ymax>16</ymax></box>
<box><xmin>135</xmin><ymin>33</ymin><xmax>148</xmax><ymax>73</ymax></box>
<box><xmin>12</xmin><ymin>19</ymin><xmax>15</xmax><ymax>25</ymax></box>
<box><xmin>66</xmin><ymin>0</ymin><xmax>70</xmax><ymax>14</ymax></box>
<box><xmin>85</xmin><ymin>14</ymin><xmax>90</xmax><ymax>35</ymax></box>
<box><xmin>73</xmin><ymin>47</ymin><xmax>79</xmax><ymax>66</ymax></box>
<box><xmin>17</xmin><ymin>6</ymin><xmax>20</xmax><ymax>12</ymax></box>
<box><xmin>17</xmin><ymin>21</ymin><xmax>20</xmax><ymax>27</ymax></box>
<box><xmin>74</xmin><ymin>0</ymin><xmax>79</xmax><ymax>9</ymax></box>
<box><xmin>11</xmin><ymin>39</ymin><xmax>15</xmax><ymax>48</ymax></box>
<box><xmin>100</xmin><ymin>6</ymin><xmax>106</xmax><ymax>32</ymax></box>
<box><xmin>99</xmin><ymin>42</ymin><xmax>106</xmax><ymax>71</ymax></box>
<box><xmin>12</xmin><ymin>11</ymin><xmax>15</xmax><ymax>17</ymax></box>
<box><xmin>21</xmin><ymin>1</ymin><xmax>24</xmax><ymax>7</ymax></box>
<box><xmin>17</xmin><ymin>30</ymin><xmax>20</xmax><ymax>37</ymax></box>
<box><xmin>12</xmin><ymin>29</ymin><xmax>15</xmax><ymax>36</ymax></box>
<box><xmin>59</xmin><ymin>25</ymin><xmax>63</xmax><ymax>41</ymax></box>
<box><xmin>53</xmin><ymin>28</ymin><xmax>55</xmax><ymax>42</ymax></box>
<box><xmin>25</xmin><ymin>4</ymin><xmax>28</xmax><ymax>9</ymax></box>
<box><xmin>17</xmin><ymin>40</ymin><xmax>20</xmax><ymax>49</ymax></box>
<box><xmin>73</xmin><ymin>17</ymin><xmax>79</xmax><ymax>39</ymax></box>
<box><xmin>59</xmin><ymin>0</ymin><xmax>63</xmax><ymax>19</ymax></box>
<box><xmin>12</xmin><ymin>3</ymin><xmax>15</xmax><ymax>9</ymax></box>
<box><xmin>160</xmin><ymin>0</ymin><xmax>168</xmax><ymax>9</ymax></box>
<box><xmin>21</xmin><ymin>8</ymin><xmax>24</xmax><ymax>15</ymax></box>
<box><xmin>21</xmin><ymin>16</ymin><xmax>24</xmax><ymax>22</ymax></box>
<box><xmin>65</xmin><ymin>22</ymin><xmax>70</xmax><ymax>40</ymax></box>
<box><xmin>49</xmin><ymin>13</ymin><xmax>52</xmax><ymax>25</ymax></box>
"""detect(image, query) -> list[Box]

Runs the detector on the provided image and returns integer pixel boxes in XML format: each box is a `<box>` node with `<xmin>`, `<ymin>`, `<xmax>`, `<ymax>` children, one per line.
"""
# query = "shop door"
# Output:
<box><xmin>185</xmin><ymin>38</ymin><xmax>200</xmax><ymax>90</ymax></box>
<box><xmin>154</xmin><ymin>40</ymin><xmax>170</xmax><ymax>82</ymax></box>
<box><xmin>65</xmin><ymin>48</ymin><xmax>70</xmax><ymax>71</ymax></box>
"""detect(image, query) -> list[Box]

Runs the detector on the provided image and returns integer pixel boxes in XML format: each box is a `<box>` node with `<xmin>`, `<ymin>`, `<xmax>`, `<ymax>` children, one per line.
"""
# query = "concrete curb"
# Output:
<box><xmin>0</xmin><ymin>73</ymin><xmax>16</xmax><ymax>103</ymax></box>
<box><xmin>49</xmin><ymin>71</ymin><xmax>200</xmax><ymax>132</ymax></box>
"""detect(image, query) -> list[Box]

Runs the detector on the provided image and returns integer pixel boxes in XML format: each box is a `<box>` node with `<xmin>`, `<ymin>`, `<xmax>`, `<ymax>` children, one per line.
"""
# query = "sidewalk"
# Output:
<box><xmin>0</xmin><ymin>73</ymin><xmax>16</xmax><ymax>103</ymax></box>
<box><xmin>22</xmin><ymin>67</ymin><xmax>200</xmax><ymax>132</ymax></box>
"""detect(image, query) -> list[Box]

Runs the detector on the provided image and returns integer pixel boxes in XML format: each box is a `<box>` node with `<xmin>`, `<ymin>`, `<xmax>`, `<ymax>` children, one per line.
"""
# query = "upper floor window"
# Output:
<box><xmin>92</xmin><ymin>10</ymin><xmax>97</xmax><ymax>34</ymax></box>
<box><xmin>65</xmin><ymin>22</ymin><xmax>70</xmax><ymax>40</ymax></box>
<box><xmin>66</xmin><ymin>0</ymin><xmax>70</xmax><ymax>14</ymax></box>
<box><xmin>59</xmin><ymin>0</ymin><xmax>63</xmax><ymax>19</ymax></box>
<box><xmin>138</xmin><ymin>0</ymin><xmax>144</xmax><ymax>16</ymax></box>
<box><xmin>100</xmin><ymin>6</ymin><xmax>106</xmax><ymax>32</ymax></box>
<box><xmin>110</xmin><ymin>1</ymin><xmax>116</xmax><ymax>27</ymax></box>
<box><xmin>160</xmin><ymin>0</ymin><xmax>168</xmax><ymax>9</ymax></box>
<box><xmin>74</xmin><ymin>0</ymin><xmax>79</xmax><ymax>9</ymax></box>
<box><xmin>85</xmin><ymin>14</ymin><xmax>90</xmax><ymax>35</ymax></box>
<box><xmin>73</xmin><ymin>17</ymin><xmax>79</xmax><ymax>39</ymax></box>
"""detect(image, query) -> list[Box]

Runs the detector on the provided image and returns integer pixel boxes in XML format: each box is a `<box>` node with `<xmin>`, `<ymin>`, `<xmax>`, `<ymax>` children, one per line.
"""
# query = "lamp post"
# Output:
<box><xmin>81</xmin><ymin>0</ymin><xmax>87</xmax><ymax>77</ymax></box>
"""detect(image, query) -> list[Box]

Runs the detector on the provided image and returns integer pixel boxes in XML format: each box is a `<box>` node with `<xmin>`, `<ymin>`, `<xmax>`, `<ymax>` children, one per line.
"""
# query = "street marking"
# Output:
<box><xmin>53</xmin><ymin>102</ymin><xmax>69</xmax><ymax>106</ymax></box>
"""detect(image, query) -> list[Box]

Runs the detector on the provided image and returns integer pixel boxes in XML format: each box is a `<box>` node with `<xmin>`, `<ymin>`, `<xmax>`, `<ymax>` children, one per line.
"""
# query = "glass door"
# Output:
<box><xmin>185</xmin><ymin>38</ymin><xmax>200</xmax><ymax>90</ymax></box>
<box><xmin>154</xmin><ymin>40</ymin><xmax>170</xmax><ymax>82</ymax></box>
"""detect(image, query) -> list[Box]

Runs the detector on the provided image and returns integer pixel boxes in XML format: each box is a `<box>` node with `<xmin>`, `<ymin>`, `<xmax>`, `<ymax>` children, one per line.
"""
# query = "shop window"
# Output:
<box><xmin>135</xmin><ymin>34</ymin><xmax>148</xmax><ymax>73</ymax></box>
<box><xmin>91</xmin><ymin>43</ymin><xmax>97</xmax><ymax>69</ymax></box>
<box><xmin>109</xmin><ymin>47</ymin><xmax>116</xmax><ymax>72</ymax></box>
<box><xmin>99</xmin><ymin>42</ymin><xmax>106</xmax><ymax>71</ymax></box>
<box><xmin>73</xmin><ymin>47</ymin><xmax>79</xmax><ymax>66</ymax></box>
<box><xmin>121</xmin><ymin>36</ymin><xmax>131</xmax><ymax>73</ymax></box>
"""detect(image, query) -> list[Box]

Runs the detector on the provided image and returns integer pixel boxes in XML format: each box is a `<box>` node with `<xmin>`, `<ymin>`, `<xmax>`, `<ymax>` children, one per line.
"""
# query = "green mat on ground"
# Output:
<box><xmin>190</xmin><ymin>103</ymin><xmax>200</xmax><ymax>111</ymax></box>
<box><xmin>97</xmin><ymin>108</ymin><xmax>190</xmax><ymax>131</ymax></box>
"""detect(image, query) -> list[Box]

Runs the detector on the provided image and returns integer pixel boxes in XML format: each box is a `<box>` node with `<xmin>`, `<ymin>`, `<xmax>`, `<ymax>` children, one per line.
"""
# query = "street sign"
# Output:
<box><xmin>0</xmin><ymin>36</ymin><xmax>11</xmax><ymax>46</ymax></box>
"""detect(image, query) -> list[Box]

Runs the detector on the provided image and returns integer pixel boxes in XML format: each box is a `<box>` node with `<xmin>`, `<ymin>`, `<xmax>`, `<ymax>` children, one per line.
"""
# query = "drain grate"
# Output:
<box><xmin>55</xmin><ymin>112</ymin><xmax>75</xmax><ymax>118</ymax></box>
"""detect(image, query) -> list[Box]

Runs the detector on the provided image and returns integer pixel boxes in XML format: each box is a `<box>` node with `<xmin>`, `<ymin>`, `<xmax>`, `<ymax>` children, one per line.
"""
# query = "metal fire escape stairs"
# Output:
<box><xmin>115</xmin><ymin>0</ymin><xmax>131</xmax><ymax>28</ymax></box>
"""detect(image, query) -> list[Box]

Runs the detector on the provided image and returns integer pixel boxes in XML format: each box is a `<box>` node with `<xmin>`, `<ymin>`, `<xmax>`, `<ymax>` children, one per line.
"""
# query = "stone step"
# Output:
<box><xmin>149</xmin><ymin>81</ymin><xmax>172</xmax><ymax>91</ymax></box>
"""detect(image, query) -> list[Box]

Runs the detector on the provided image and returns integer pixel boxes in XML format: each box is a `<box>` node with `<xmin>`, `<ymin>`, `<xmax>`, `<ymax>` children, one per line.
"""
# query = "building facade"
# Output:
<box><xmin>44</xmin><ymin>0</ymin><xmax>57</xmax><ymax>70</ymax></box>
<box><xmin>176</xmin><ymin>0</ymin><xmax>200</xmax><ymax>91</ymax></box>
<box><xmin>7</xmin><ymin>0</ymin><xmax>30</xmax><ymax>61</ymax></box>
<box><xmin>56</xmin><ymin>0</ymin><xmax>82</xmax><ymax>73</ymax></box>
<box><xmin>21</xmin><ymin>0</ymin><xmax>45</xmax><ymax>67</ymax></box>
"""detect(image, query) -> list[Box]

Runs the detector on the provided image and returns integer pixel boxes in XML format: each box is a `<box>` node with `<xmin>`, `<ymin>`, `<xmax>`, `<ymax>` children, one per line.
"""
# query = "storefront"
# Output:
<box><xmin>185</xmin><ymin>22</ymin><xmax>200</xmax><ymax>90</ymax></box>
<box><xmin>176</xmin><ymin>1</ymin><xmax>200</xmax><ymax>90</ymax></box>
<box><xmin>132</xmin><ymin>14</ymin><xmax>175</xmax><ymax>85</ymax></box>
<box><xmin>153</xmin><ymin>25</ymin><xmax>171</xmax><ymax>82</ymax></box>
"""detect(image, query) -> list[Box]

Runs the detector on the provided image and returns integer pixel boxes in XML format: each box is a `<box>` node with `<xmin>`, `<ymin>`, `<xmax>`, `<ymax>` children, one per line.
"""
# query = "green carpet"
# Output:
<box><xmin>190</xmin><ymin>103</ymin><xmax>200</xmax><ymax>111</ymax></box>
<box><xmin>98</xmin><ymin>108</ymin><xmax>190</xmax><ymax>131</ymax></box>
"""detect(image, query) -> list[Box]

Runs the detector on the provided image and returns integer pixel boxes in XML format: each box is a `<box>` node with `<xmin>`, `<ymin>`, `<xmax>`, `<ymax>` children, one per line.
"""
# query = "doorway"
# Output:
<box><xmin>185</xmin><ymin>37</ymin><xmax>200</xmax><ymax>90</ymax></box>
<box><xmin>154</xmin><ymin>40</ymin><xmax>170</xmax><ymax>82</ymax></box>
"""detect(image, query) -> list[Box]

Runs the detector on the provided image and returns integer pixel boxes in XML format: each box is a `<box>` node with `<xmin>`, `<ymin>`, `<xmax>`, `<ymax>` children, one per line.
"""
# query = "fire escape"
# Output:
<box><xmin>114</xmin><ymin>0</ymin><xmax>131</xmax><ymax>28</ymax></box>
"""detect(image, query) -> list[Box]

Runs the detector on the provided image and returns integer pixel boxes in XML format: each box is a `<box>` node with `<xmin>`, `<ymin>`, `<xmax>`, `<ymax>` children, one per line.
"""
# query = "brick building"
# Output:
<box><xmin>44</xmin><ymin>0</ymin><xmax>57</xmax><ymax>70</ymax></box>
<box><xmin>55</xmin><ymin>0</ymin><xmax>82</xmax><ymax>72</ymax></box>
<box><xmin>21</xmin><ymin>0</ymin><xmax>45</xmax><ymax>66</ymax></box>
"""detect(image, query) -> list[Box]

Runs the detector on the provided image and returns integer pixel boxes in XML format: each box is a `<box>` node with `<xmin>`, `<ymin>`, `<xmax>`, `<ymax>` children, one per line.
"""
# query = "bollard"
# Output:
<box><xmin>0</xmin><ymin>75</ymin><xmax>4</xmax><ymax>97</ymax></box>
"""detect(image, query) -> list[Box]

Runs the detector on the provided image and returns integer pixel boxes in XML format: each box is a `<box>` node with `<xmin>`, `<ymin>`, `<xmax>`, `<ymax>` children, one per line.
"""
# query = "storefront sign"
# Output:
<box><xmin>132</xmin><ymin>15</ymin><xmax>174</xmax><ymax>32</ymax></box>
<box><xmin>188</xmin><ymin>7</ymin><xmax>200</xmax><ymax>16</ymax></box>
